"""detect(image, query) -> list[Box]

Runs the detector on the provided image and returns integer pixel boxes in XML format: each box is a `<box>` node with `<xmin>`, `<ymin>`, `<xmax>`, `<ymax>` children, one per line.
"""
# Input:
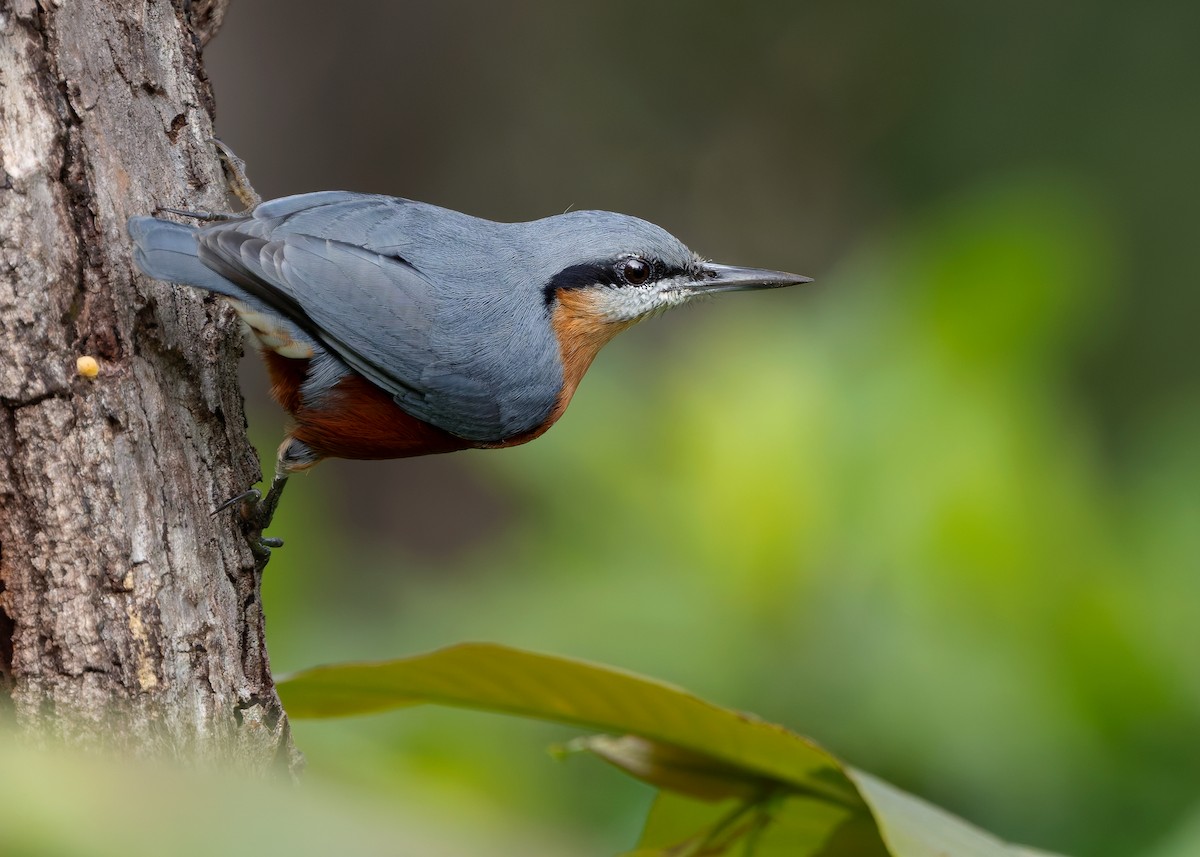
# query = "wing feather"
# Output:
<box><xmin>195</xmin><ymin>194</ymin><xmax>560</xmax><ymax>441</ymax></box>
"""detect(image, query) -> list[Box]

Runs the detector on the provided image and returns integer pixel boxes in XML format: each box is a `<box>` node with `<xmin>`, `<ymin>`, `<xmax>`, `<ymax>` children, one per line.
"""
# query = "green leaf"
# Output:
<box><xmin>846</xmin><ymin>769</ymin><xmax>1063</xmax><ymax>857</ymax></box>
<box><xmin>279</xmin><ymin>642</ymin><xmax>862</xmax><ymax>807</ymax></box>
<box><xmin>278</xmin><ymin>643</ymin><xmax>1069</xmax><ymax>857</ymax></box>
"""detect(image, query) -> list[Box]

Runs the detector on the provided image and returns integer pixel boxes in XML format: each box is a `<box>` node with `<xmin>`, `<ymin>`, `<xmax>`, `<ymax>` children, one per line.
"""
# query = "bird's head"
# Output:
<box><xmin>494</xmin><ymin>209</ymin><xmax>814</xmax><ymax>430</ymax></box>
<box><xmin>528</xmin><ymin>209</ymin><xmax>812</xmax><ymax>325</ymax></box>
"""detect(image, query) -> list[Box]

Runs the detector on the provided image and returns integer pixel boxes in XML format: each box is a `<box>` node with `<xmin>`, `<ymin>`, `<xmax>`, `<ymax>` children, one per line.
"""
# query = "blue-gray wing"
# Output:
<box><xmin>195</xmin><ymin>195</ymin><xmax>562</xmax><ymax>442</ymax></box>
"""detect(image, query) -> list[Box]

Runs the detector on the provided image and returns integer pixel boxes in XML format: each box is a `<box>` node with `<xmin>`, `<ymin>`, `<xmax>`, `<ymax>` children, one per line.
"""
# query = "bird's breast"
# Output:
<box><xmin>485</xmin><ymin>288</ymin><xmax>633</xmax><ymax>448</ymax></box>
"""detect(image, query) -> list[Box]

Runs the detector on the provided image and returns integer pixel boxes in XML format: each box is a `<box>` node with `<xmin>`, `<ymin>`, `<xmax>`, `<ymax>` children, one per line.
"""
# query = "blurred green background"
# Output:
<box><xmin>203</xmin><ymin>3</ymin><xmax>1199</xmax><ymax>856</ymax></box>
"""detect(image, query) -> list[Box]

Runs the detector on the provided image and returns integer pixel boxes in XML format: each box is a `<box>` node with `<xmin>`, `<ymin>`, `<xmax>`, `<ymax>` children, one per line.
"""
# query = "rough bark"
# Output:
<box><xmin>0</xmin><ymin>0</ymin><xmax>296</xmax><ymax>771</ymax></box>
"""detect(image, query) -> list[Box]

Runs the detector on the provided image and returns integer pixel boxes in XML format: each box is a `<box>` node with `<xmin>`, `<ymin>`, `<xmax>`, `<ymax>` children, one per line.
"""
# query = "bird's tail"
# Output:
<box><xmin>127</xmin><ymin>216</ymin><xmax>237</xmax><ymax>295</ymax></box>
<box><xmin>128</xmin><ymin>215</ymin><xmax>323</xmax><ymax>362</ymax></box>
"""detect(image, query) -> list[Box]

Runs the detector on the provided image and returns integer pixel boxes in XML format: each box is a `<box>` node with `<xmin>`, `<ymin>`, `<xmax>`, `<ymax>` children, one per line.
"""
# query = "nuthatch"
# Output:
<box><xmin>129</xmin><ymin>177</ymin><xmax>810</xmax><ymax>548</ymax></box>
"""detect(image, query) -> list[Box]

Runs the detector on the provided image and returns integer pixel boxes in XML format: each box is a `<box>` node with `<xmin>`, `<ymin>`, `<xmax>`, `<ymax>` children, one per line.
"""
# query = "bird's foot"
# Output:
<box><xmin>211</xmin><ymin>137</ymin><xmax>262</xmax><ymax>211</ymax></box>
<box><xmin>215</xmin><ymin>474</ymin><xmax>289</xmax><ymax>564</ymax></box>
<box><xmin>153</xmin><ymin>139</ymin><xmax>258</xmax><ymax>222</ymax></box>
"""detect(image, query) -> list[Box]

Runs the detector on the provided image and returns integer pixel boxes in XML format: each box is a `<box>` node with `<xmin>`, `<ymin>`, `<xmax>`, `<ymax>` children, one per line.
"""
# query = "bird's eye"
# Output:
<box><xmin>619</xmin><ymin>257</ymin><xmax>652</xmax><ymax>286</ymax></box>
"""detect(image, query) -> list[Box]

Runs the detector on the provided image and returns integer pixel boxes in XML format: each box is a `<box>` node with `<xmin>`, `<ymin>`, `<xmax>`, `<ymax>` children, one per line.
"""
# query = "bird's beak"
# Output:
<box><xmin>675</xmin><ymin>263</ymin><xmax>814</xmax><ymax>296</ymax></box>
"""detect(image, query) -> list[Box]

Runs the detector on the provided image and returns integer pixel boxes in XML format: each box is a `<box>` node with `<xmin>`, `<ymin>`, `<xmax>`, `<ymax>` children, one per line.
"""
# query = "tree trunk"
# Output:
<box><xmin>0</xmin><ymin>0</ymin><xmax>296</xmax><ymax>771</ymax></box>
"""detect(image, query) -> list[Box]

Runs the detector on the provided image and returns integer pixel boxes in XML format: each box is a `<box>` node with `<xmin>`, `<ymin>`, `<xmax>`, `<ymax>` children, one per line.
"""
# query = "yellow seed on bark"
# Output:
<box><xmin>77</xmin><ymin>356</ymin><xmax>100</xmax><ymax>378</ymax></box>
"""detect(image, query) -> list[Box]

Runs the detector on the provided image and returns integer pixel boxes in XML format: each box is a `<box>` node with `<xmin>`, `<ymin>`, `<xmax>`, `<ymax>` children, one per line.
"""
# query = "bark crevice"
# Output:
<box><xmin>0</xmin><ymin>572</ymin><xmax>14</xmax><ymax>693</ymax></box>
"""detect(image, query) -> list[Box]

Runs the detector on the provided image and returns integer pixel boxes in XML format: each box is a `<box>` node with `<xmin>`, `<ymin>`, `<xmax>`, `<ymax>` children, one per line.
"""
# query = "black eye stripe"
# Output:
<box><xmin>543</xmin><ymin>262</ymin><xmax>619</xmax><ymax>305</ymax></box>
<box><xmin>543</xmin><ymin>258</ymin><xmax>693</xmax><ymax>305</ymax></box>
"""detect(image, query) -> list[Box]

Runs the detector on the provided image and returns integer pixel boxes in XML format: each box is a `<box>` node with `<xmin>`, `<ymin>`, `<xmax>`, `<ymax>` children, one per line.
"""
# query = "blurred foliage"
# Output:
<box><xmin>0</xmin><ymin>729</ymin><xmax>576</xmax><ymax>857</ymax></box>
<box><xmin>278</xmin><ymin>642</ymin><xmax>1064</xmax><ymax>856</ymax></box>
<box><xmin>196</xmin><ymin>3</ymin><xmax>1200</xmax><ymax>857</ymax></box>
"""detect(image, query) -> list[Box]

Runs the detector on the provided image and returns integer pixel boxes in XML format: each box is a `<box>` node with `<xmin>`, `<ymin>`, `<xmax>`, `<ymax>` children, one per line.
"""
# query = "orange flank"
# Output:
<box><xmin>262</xmin><ymin>350</ymin><xmax>307</xmax><ymax>416</ymax></box>
<box><xmin>261</xmin><ymin>350</ymin><xmax>469</xmax><ymax>464</ymax></box>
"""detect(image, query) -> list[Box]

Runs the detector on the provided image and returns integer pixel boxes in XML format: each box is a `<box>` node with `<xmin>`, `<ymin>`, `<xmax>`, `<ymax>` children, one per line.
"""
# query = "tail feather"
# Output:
<box><xmin>128</xmin><ymin>215</ymin><xmax>321</xmax><ymax>359</ymax></box>
<box><xmin>127</xmin><ymin>216</ymin><xmax>240</xmax><ymax>296</ymax></box>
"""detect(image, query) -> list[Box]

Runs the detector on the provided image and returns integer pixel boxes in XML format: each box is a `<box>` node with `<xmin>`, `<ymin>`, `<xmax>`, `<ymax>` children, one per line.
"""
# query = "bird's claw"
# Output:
<box><xmin>210</xmin><ymin>137</ymin><xmax>262</xmax><ymax>211</ymax></box>
<box><xmin>248</xmin><ymin>536</ymin><xmax>282</xmax><ymax>563</ymax></box>
<box><xmin>156</xmin><ymin>204</ymin><xmax>238</xmax><ymax>222</ymax></box>
<box><xmin>154</xmin><ymin>140</ymin><xmax>256</xmax><ymax>224</ymax></box>
<box><xmin>213</xmin><ymin>487</ymin><xmax>262</xmax><ymax>517</ymax></box>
